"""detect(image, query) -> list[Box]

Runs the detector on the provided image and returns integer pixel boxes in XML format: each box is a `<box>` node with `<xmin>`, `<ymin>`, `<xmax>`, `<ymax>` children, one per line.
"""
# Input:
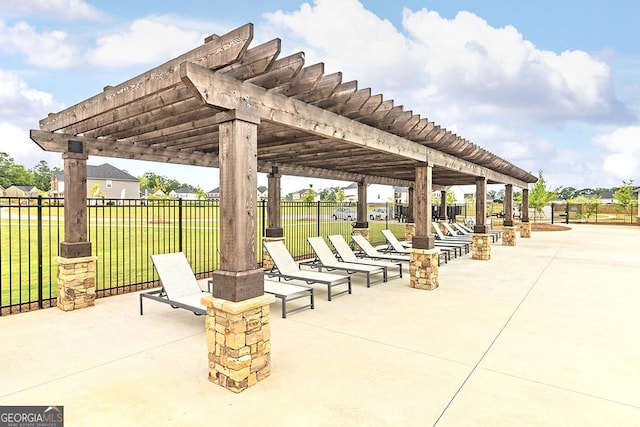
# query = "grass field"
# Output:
<box><xmin>0</xmin><ymin>200</ymin><xmax>402</xmax><ymax>308</ymax></box>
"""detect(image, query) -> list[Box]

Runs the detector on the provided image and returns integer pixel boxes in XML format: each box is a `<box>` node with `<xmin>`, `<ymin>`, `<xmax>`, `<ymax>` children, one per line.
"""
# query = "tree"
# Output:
<box><xmin>30</xmin><ymin>160</ymin><xmax>58</xmax><ymax>191</ymax></box>
<box><xmin>529</xmin><ymin>170</ymin><xmax>558</xmax><ymax>221</ymax></box>
<box><xmin>319</xmin><ymin>186</ymin><xmax>345</xmax><ymax>202</ymax></box>
<box><xmin>89</xmin><ymin>184</ymin><xmax>105</xmax><ymax>198</ymax></box>
<box><xmin>301</xmin><ymin>183</ymin><xmax>316</xmax><ymax>203</ymax></box>
<box><xmin>194</xmin><ymin>187</ymin><xmax>208</xmax><ymax>200</ymax></box>
<box><xmin>613</xmin><ymin>179</ymin><xmax>635</xmax><ymax>218</ymax></box>
<box><xmin>446</xmin><ymin>189</ymin><xmax>457</xmax><ymax>205</ymax></box>
<box><xmin>557</xmin><ymin>186</ymin><xmax>577</xmax><ymax>200</ymax></box>
<box><xmin>570</xmin><ymin>195</ymin><xmax>601</xmax><ymax>222</ymax></box>
<box><xmin>0</xmin><ymin>152</ymin><xmax>33</xmax><ymax>188</ymax></box>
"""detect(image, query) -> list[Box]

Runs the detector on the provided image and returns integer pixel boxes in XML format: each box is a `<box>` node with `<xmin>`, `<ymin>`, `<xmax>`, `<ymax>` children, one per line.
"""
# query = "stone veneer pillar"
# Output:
<box><xmin>262</xmin><ymin>237</ymin><xmax>285</xmax><ymax>270</ymax></box>
<box><xmin>409</xmin><ymin>248</ymin><xmax>439</xmax><ymax>290</ymax></box>
<box><xmin>352</xmin><ymin>228</ymin><xmax>370</xmax><ymax>251</ymax></box>
<box><xmin>56</xmin><ymin>255</ymin><xmax>97</xmax><ymax>311</ymax></box>
<box><xmin>202</xmin><ymin>293</ymin><xmax>275</xmax><ymax>393</ymax></box>
<box><xmin>519</xmin><ymin>222</ymin><xmax>532</xmax><ymax>238</ymax></box>
<box><xmin>502</xmin><ymin>226</ymin><xmax>517</xmax><ymax>246</ymax></box>
<box><xmin>404</xmin><ymin>223</ymin><xmax>416</xmax><ymax>241</ymax></box>
<box><xmin>471</xmin><ymin>234</ymin><xmax>492</xmax><ymax>260</ymax></box>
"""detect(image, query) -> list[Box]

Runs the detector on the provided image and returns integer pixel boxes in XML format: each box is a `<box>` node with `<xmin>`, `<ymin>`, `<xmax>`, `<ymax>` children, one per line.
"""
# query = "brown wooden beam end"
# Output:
<box><xmin>412</xmin><ymin>235</ymin><xmax>434</xmax><ymax>250</ymax></box>
<box><xmin>60</xmin><ymin>242</ymin><xmax>92</xmax><ymax>258</ymax></box>
<box><xmin>212</xmin><ymin>269</ymin><xmax>264</xmax><ymax>302</ymax></box>
<box><xmin>265</xmin><ymin>228</ymin><xmax>284</xmax><ymax>238</ymax></box>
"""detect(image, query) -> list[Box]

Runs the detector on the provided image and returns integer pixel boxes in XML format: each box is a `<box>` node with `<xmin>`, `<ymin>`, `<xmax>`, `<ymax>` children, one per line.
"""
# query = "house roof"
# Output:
<box><xmin>52</xmin><ymin>163</ymin><xmax>137</xmax><ymax>182</ymax></box>
<box><xmin>171</xmin><ymin>187</ymin><xmax>195</xmax><ymax>194</ymax></box>
<box><xmin>31</xmin><ymin>23</ymin><xmax>537</xmax><ymax>191</ymax></box>
<box><xmin>10</xmin><ymin>185</ymin><xmax>38</xmax><ymax>192</ymax></box>
<box><xmin>257</xmin><ymin>186</ymin><xmax>267</xmax><ymax>193</ymax></box>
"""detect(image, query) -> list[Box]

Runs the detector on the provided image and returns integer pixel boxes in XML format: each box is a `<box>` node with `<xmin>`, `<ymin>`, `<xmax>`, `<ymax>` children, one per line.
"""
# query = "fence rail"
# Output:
<box><xmin>0</xmin><ymin>197</ymin><xmax>395</xmax><ymax>315</ymax></box>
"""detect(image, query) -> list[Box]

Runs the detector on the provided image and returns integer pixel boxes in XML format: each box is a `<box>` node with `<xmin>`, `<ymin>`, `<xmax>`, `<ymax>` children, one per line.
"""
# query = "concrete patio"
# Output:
<box><xmin>1</xmin><ymin>224</ymin><xmax>639</xmax><ymax>426</ymax></box>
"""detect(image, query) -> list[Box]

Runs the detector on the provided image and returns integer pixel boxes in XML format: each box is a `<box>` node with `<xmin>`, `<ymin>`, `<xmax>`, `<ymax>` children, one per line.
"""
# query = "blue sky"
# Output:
<box><xmin>1</xmin><ymin>0</ymin><xmax>639</xmax><ymax>197</ymax></box>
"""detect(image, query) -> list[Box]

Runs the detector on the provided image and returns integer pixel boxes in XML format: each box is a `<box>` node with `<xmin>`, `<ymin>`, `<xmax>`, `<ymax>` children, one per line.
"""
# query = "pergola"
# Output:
<box><xmin>30</xmin><ymin>23</ymin><xmax>537</xmax><ymax>391</ymax></box>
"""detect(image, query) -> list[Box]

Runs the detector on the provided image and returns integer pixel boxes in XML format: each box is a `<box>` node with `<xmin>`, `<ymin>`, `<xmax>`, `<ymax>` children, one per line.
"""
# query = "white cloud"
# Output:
<box><xmin>86</xmin><ymin>17</ymin><xmax>207</xmax><ymax>68</ymax></box>
<box><xmin>0</xmin><ymin>20</ymin><xmax>80</xmax><ymax>68</ymax></box>
<box><xmin>0</xmin><ymin>69</ymin><xmax>64</xmax><ymax>167</ymax></box>
<box><xmin>264</xmin><ymin>1</ymin><xmax>633</xmax><ymax>127</ymax></box>
<box><xmin>0</xmin><ymin>0</ymin><xmax>104</xmax><ymax>21</ymax></box>
<box><xmin>593</xmin><ymin>127</ymin><xmax>640</xmax><ymax>181</ymax></box>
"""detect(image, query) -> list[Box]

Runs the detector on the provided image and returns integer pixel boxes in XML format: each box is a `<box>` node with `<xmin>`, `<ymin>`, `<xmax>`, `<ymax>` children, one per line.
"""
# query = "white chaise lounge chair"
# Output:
<box><xmin>307</xmin><ymin>237</ymin><xmax>387</xmax><ymax>287</ymax></box>
<box><xmin>327</xmin><ymin>234</ymin><xmax>403</xmax><ymax>279</ymax></box>
<box><xmin>142</xmin><ymin>252</ymin><xmax>314</xmax><ymax>318</ymax></box>
<box><xmin>381</xmin><ymin>229</ymin><xmax>451</xmax><ymax>264</ymax></box>
<box><xmin>140</xmin><ymin>252</ymin><xmax>211</xmax><ymax>315</ymax></box>
<box><xmin>350</xmin><ymin>235</ymin><xmax>411</xmax><ymax>263</ymax></box>
<box><xmin>263</xmin><ymin>240</ymin><xmax>351</xmax><ymax>301</ymax></box>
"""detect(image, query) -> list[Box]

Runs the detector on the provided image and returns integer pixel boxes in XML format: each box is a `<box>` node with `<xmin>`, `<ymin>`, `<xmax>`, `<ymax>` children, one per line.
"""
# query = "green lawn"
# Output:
<box><xmin>1</xmin><ymin>201</ymin><xmax>403</xmax><ymax>308</ymax></box>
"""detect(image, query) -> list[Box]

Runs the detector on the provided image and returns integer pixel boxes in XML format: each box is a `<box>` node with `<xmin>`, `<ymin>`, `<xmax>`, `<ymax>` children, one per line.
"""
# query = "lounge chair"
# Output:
<box><xmin>459</xmin><ymin>221</ymin><xmax>502</xmax><ymax>241</ymax></box>
<box><xmin>140</xmin><ymin>252</ymin><xmax>211</xmax><ymax>315</ymax></box>
<box><xmin>327</xmin><ymin>234</ymin><xmax>403</xmax><ymax>279</ymax></box>
<box><xmin>307</xmin><ymin>236</ymin><xmax>387</xmax><ymax>287</ymax></box>
<box><xmin>263</xmin><ymin>240</ymin><xmax>351</xmax><ymax>301</ymax></box>
<box><xmin>143</xmin><ymin>252</ymin><xmax>314</xmax><ymax>318</ymax></box>
<box><xmin>263</xmin><ymin>279</ymin><xmax>314</xmax><ymax>318</ymax></box>
<box><xmin>351</xmin><ymin>235</ymin><xmax>411</xmax><ymax>263</ymax></box>
<box><xmin>431</xmin><ymin>222</ymin><xmax>471</xmax><ymax>254</ymax></box>
<box><xmin>381</xmin><ymin>229</ymin><xmax>451</xmax><ymax>264</ymax></box>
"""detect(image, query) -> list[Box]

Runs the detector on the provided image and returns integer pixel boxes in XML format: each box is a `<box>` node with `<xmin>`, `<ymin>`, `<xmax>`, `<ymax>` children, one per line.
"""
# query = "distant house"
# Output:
<box><xmin>169</xmin><ymin>187</ymin><xmax>198</xmax><ymax>200</ymax></box>
<box><xmin>0</xmin><ymin>185</ymin><xmax>5</xmax><ymax>197</ymax></box>
<box><xmin>342</xmin><ymin>183</ymin><xmax>358</xmax><ymax>201</ymax></box>
<box><xmin>597</xmin><ymin>192</ymin><xmax>614</xmax><ymax>205</ymax></box>
<box><xmin>207</xmin><ymin>187</ymin><xmax>220</xmax><ymax>200</ymax></box>
<box><xmin>257</xmin><ymin>186</ymin><xmax>268</xmax><ymax>201</ymax></box>
<box><xmin>5</xmin><ymin>185</ymin><xmax>40</xmax><ymax>197</ymax></box>
<box><xmin>289</xmin><ymin>188</ymin><xmax>317</xmax><ymax>201</ymax></box>
<box><xmin>209</xmin><ymin>186</ymin><xmax>270</xmax><ymax>201</ymax></box>
<box><xmin>394</xmin><ymin>186</ymin><xmax>408</xmax><ymax>204</ymax></box>
<box><xmin>51</xmin><ymin>163</ymin><xmax>139</xmax><ymax>199</ymax></box>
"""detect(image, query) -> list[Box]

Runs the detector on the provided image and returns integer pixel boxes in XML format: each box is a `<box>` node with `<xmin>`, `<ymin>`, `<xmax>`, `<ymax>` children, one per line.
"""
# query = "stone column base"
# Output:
<box><xmin>202</xmin><ymin>293</ymin><xmax>276</xmax><ymax>393</ymax></box>
<box><xmin>518</xmin><ymin>222</ymin><xmax>532</xmax><ymax>238</ymax></box>
<box><xmin>502</xmin><ymin>226</ymin><xmax>517</xmax><ymax>246</ymax></box>
<box><xmin>262</xmin><ymin>237</ymin><xmax>285</xmax><ymax>270</ymax></box>
<box><xmin>471</xmin><ymin>234</ymin><xmax>491</xmax><ymax>260</ymax></box>
<box><xmin>57</xmin><ymin>255</ymin><xmax>97</xmax><ymax>311</ymax></box>
<box><xmin>405</xmin><ymin>223</ymin><xmax>416</xmax><ymax>241</ymax></box>
<box><xmin>409</xmin><ymin>248</ymin><xmax>439</xmax><ymax>290</ymax></box>
<box><xmin>352</xmin><ymin>228</ymin><xmax>370</xmax><ymax>251</ymax></box>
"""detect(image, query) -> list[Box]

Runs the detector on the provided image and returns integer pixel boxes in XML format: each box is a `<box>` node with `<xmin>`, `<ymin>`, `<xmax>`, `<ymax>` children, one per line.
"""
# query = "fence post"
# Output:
<box><xmin>317</xmin><ymin>201</ymin><xmax>321</xmax><ymax>236</ymax></box>
<box><xmin>261</xmin><ymin>200</ymin><xmax>266</xmax><ymax>237</ymax></box>
<box><xmin>178</xmin><ymin>198</ymin><xmax>183</xmax><ymax>253</ymax></box>
<box><xmin>37</xmin><ymin>195</ymin><xmax>43</xmax><ymax>308</ymax></box>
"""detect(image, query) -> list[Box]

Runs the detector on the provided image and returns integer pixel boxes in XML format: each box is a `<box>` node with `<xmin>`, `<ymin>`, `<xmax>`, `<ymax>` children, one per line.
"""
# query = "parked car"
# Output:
<box><xmin>332</xmin><ymin>207</ymin><xmax>357</xmax><ymax>220</ymax></box>
<box><xmin>368</xmin><ymin>208</ymin><xmax>388</xmax><ymax>220</ymax></box>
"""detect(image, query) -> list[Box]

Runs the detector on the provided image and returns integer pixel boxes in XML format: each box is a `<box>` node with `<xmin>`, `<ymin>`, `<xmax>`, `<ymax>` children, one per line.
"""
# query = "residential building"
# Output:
<box><xmin>51</xmin><ymin>163</ymin><xmax>139</xmax><ymax>199</ymax></box>
<box><xmin>169</xmin><ymin>187</ymin><xmax>198</xmax><ymax>200</ymax></box>
<box><xmin>5</xmin><ymin>185</ymin><xmax>40</xmax><ymax>197</ymax></box>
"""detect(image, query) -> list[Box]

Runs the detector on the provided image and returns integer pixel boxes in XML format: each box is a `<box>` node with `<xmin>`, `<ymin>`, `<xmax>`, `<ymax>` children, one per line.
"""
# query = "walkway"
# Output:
<box><xmin>1</xmin><ymin>224</ymin><xmax>639</xmax><ymax>426</ymax></box>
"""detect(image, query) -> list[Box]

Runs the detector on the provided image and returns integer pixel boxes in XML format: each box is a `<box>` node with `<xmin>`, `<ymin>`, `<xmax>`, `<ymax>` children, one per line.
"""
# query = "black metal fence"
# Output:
<box><xmin>0</xmin><ymin>197</ymin><xmax>393</xmax><ymax>315</ymax></box>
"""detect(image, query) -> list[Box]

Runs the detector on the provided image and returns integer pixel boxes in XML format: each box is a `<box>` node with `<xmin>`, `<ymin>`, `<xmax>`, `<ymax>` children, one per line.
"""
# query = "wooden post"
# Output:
<box><xmin>504</xmin><ymin>184</ymin><xmax>514</xmax><ymax>227</ymax></box>
<box><xmin>212</xmin><ymin>110</ymin><xmax>263</xmax><ymax>302</ymax></box>
<box><xmin>412</xmin><ymin>164</ymin><xmax>434</xmax><ymax>249</ymax></box>
<box><xmin>474</xmin><ymin>177</ymin><xmax>488</xmax><ymax>234</ymax></box>
<box><xmin>355</xmin><ymin>181</ymin><xmax>368</xmax><ymax>228</ymax></box>
<box><xmin>60</xmin><ymin>143</ymin><xmax>91</xmax><ymax>257</ymax></box>
<box><xmin>440</xmin><ymin>189</ymin><xmax>448</xmax><ymax>221</ymax></box>
<box><xmin>410</xmin><ymin>164</ymin><xmax>439</xmax><ymax>290</ymax></box>
<box><xmin>521</xmin><ymin>188</ymin><xmax>530</xmax><ymax>222</ymax></box>
<box><xmin>406</xmin><ymin>186</ymin><xmax>414</xmax><ymax>223</ymax></box>
<box><xmin>265</xmin><ymin>166</ymin><xmax>283</xmax><ymax>238</ymax></box>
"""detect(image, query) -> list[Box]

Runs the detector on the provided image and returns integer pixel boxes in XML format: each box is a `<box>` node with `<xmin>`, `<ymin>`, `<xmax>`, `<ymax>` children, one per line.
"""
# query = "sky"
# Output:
<box><xmin>1</xmin><ymin>0</ymin><xmax>639</xmax><ymax>199</ymax></box>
